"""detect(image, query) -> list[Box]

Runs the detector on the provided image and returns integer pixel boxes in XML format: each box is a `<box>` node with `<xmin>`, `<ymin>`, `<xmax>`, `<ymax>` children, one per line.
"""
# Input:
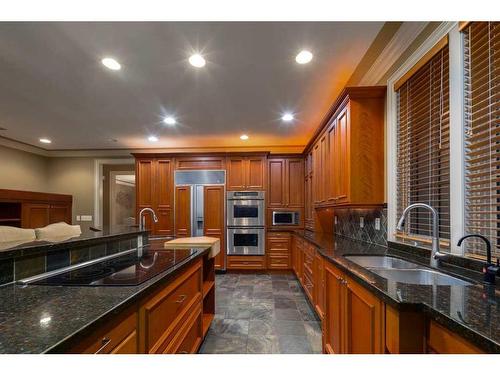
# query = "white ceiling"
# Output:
<box><xmin>0</xmin><ymin>22</ymin><xmax>384</xmax><ymax>150</ymax></box>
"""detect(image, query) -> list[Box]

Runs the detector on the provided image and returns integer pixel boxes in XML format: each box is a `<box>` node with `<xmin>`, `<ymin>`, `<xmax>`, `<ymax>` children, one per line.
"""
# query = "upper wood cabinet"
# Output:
<box><xmin>305</xmin><ymin>87</ymin><xmax>386</xmax><ymax>208</ymax></box>
<box><xmin>226</xmin><ymin>154</ymin><xmax>267</xmax><ymax>191</ymax></box>
<box><xmin>175</xmin><ymin>186</ymin><xmax>191</xmax><ymax>238</ymax></box>
<box><xmin>135</xmin><ymin>157</ymin><xmax>174</xmax><ymax>235</ymax></box>
<box><xmin>267</xmin><ymin>156</ymin><xmax>304</xmax><ymax>208</ymax></box>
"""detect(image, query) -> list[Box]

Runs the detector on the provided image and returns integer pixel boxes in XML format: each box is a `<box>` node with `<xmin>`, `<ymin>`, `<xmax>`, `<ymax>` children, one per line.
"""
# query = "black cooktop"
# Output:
<box><xmin>33</xmin><ymin>248</ymin><xmax>196</xmax><ymax>286</ymax></box>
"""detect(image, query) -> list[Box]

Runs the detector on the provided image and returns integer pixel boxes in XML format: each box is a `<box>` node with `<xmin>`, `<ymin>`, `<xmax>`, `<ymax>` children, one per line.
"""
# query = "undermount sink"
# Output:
<box><xmin>345</xmin><ymin>255</ymin><xmax>422</xmax><ymax>270</ymax></box>
<box><xmin>344</xmin><ymin>255</ymin><xmax>472</xmax><ymax>286</ymax></box>
<box><xmin>369</xmin><ymin>268</ymin><xmax>472</xmax><ymax>286</ymax></box>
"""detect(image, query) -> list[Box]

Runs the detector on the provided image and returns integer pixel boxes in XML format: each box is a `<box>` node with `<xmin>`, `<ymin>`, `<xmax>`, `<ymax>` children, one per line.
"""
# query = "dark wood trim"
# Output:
<box><xmin>0</xmin><ymin>189</ymin><xmax>72</xmax><ymax>203</ymax></box>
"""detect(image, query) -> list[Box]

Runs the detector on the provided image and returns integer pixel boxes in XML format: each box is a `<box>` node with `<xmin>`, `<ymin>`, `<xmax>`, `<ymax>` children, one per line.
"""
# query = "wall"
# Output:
<box><xmin>0</xmin><ymin>145</ymin><xmax>48</xmax><ymax>192</ymax></box>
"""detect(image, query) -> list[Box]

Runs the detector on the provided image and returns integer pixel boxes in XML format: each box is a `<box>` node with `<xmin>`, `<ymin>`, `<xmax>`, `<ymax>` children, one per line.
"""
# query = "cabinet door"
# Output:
<box><xmin>49</xmin><ymin>204</ymin><xmax>71</xmax><ymax>224</ymax></box>
<box><xmin>287</xmin><ymin>158</ymin><xmax>304</xmax><ymax>207</ymax></box>
<box><xmin>312</xmin><ymin>143</ymin><xmax>321</xmax><ymax>205</ymax></box>
<box><xmin>268</xmin><ymin>159</ymin><xmax>286</xmax><ymax>207</ymax></box>
<box><xmin>175</xmin><ymin>186</ymin><xmax>191</xmax><ymax>237</ymax></box>
<box><xmin>22</xmin><ymin>203</ymin><xmax>50</xmax><ymax>229</ymax></box>
<box><xmin>327</xmin><ymin>121</ymin><xmax>337</xmax><ymax>202</ymax></box>
<box><xmin>319</xmin><ymin>134</ymin><xmax>328</xmax><ymax>203</ymax></box>
<box><xmin>314</xmin><ymin>252</ymin><xmax>325</xmax><ymax>320</ymax></box>
<box><xmin>324</xmin><ymin>263</ymin><xmax>344</xmax><ymax>354</ymax></box>
<box><xmin>335</xmin><ymin>107</ymin><xmax>350</xmax><ymax>204</ymax></box>
<box><xmin>246</xmin><ymin>156</ymin><xmax>266</xmax><ymax>190</ymax></box>
<box><xmin>156</xmin><ymin>208</ymin><xmax>174</xmax><ymax>236</ymax></box>
<box><xmin>203</xmin><ymin>185</ymin><xmax>225</xmax><ymax>270</ymax></box>
<box><xmin>156</xmin><ymin>159</ymin><xmax>173</xmax><ymax>209</ymax></box>
<box><xmin>136</xmin><ymin>159</ymin><xmax>155</xmax><ymax>207</ymax></box>
<box><xmin>226</xmin><ymin>157</ymin><xmax>246</xmax><ymax>191</ymax></box>
<box><xmin>344</xmin><ymin>275</ymin><xmax>384</xmax><ymax>354</ymax></box>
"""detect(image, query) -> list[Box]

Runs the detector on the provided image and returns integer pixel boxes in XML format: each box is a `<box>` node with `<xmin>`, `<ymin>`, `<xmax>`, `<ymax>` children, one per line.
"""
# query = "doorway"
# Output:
<box><xmin>102</xmin><ymin>164</ymin><xmax>136</xmax><ymax>228</ymax></box>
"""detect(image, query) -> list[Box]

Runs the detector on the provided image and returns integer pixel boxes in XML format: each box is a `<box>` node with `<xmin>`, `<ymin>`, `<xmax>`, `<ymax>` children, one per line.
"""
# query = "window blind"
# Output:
<box><xmin>463</xmin><ymin>22</ymin><xmax>500</xmax><ymax>259</ymax></box>
<box><xmin>396</xmin><ymin>44</ymin><xmax>450</xmax><ymax>249</ymax></box>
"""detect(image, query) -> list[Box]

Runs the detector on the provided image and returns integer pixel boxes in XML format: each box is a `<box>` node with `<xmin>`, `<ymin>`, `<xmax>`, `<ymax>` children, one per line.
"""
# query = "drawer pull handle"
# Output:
<box><xmin>175</xmin><ymin>294</ymin><xmax>187</xmax><ymax>304</ymax></box>
<box><xmin>94</xmin><ymin>337</ymin><xmax>111</xmax><ymax>354</ymax></box>
<box><xmin>179</xmin><ymin>350</ymin><xmax>189</xmax><ymax>354</ymax></box>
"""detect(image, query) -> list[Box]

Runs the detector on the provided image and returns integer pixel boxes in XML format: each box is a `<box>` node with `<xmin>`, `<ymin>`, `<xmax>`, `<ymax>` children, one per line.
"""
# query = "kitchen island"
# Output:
<box><xmin>0</xmin><ymin>230</ymin><xmax>215</xmax><ymax>354</ymax></box>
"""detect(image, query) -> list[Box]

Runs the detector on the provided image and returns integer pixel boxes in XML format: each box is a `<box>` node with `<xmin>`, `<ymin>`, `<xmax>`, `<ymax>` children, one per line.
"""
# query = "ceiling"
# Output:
<box><xmin>0</xmin><ymin>22</ymin><xmax>384</xmax><ymax>150</ymax></box>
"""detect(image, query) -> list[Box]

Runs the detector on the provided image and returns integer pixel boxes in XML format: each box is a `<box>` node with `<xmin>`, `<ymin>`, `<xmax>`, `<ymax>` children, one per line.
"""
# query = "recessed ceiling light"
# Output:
<box><xmin>295</xmin><ymin>50</ymin><xmax>313</xmax><ymax>64</ymax></box>
<box><xmin>240</xmin><ymin>134</ymin><xmax>249</xmax><ymax>140</ymax></box>
<box><xmin>101</xmin><ymin>57</ymin><xmax>121</xmax><ymax>71</ymax></box>
<box><xmin>189</xmin><ymin>54</ymin><xmax>206</xmax><ymax>68</ymax></box>
<box><xmin>281</xmin><ymin>113</ymin><xmax>294</xmax><ymax>122</ymax></box>
<box><xmin>148</xmin><ymin>136</ymin><xmax>159</xmax><ymax>142</ymax></box>
<box><xmin>163</xmin><ymin>116</ymin><xmax>176</xmax><ymax>126</ymax></box>
<box><xmin>39</xmin><ymin>138</ymin><xmax>52</xmax><ymax>144</ymax></box>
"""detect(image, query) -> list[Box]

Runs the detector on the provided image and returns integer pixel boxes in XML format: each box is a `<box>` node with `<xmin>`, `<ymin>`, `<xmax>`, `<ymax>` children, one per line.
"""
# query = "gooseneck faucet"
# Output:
<box><xmin>396</xmin><ymin>203</ymin><xmax>446</xmax><ymax>268</ymax></box>
<box><xmin>138</xmin><ymin>207</ymin><xmax>158</xmax><ymax>231</ymax></box>
<box><xmin>457</xmin><ymin>234</ymin><xmax>499</xmax><ymax>284</ymax></box>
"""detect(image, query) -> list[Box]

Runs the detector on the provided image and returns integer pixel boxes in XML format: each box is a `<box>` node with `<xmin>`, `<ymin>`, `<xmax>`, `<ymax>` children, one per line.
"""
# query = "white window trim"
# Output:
<box><xmin>386</xmin><ymin>21</ymin><xmax>465</xmax><ymax>255</ymax></box>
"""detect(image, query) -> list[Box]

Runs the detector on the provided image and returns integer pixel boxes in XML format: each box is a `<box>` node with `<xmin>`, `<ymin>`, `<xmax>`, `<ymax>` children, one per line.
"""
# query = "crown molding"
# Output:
<box><xmin>0</xmin><ymin>136</ymin><xmax>304</xmax><ymax>158</ymax></box>
<box><xmin>358</xmin><ymin>22</ymin><xmax>429</xmax><ymax>85</ymax></box>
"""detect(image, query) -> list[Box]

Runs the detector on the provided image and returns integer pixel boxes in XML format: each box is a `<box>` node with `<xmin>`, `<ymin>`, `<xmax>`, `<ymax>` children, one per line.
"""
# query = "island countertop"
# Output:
<box><xmin>0</xmin><ymin>243</ymin><xmax>210</xmax><ymax>354</ymax></box>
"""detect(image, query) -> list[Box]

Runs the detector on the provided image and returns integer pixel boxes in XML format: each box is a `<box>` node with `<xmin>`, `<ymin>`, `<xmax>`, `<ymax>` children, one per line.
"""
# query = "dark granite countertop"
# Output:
<box><xmin>0</xmin><ymin>243</ymin><xmax>210</xmax><ymax>354</ymax></box>
<box><xmin>291</xmin><ymin>230</ymin><xmax>500</xmax><ymax>353</ymax></box>
<box><xmin>0</xmin><ymin>226</ymin><xmax>148</xmax><ymax>260</ymax></box>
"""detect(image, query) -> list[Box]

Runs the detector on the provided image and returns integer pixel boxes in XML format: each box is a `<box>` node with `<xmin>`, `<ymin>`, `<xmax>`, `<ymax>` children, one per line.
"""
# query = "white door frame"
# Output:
<box><xmin>93</xmin><ymin>158</ymin><xmax>134</xmax><ymax>228</ymax></box>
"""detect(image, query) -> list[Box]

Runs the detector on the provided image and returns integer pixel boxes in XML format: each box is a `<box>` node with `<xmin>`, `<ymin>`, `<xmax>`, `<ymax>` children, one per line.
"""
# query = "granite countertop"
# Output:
<box><xmin>292</xmin><ymin>230</ymin><xmax>500</xmax><ymax>353</ymax></box>
<box><xmin>0</xmin><ymin>243</ymin><xmax>210</xmax><ymax>354</ymax></box>
<box><xmin>0</xmin><ymin>226</ymin><xmax>147</xmax><ymax>259</ymax></box>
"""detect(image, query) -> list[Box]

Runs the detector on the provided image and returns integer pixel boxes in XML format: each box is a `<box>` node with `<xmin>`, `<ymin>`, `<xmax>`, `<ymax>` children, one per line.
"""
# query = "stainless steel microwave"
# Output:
<box><xmin>272</xmin><ymin>211</ymin><xmax>300</xmax><ymax>226</ymax></box>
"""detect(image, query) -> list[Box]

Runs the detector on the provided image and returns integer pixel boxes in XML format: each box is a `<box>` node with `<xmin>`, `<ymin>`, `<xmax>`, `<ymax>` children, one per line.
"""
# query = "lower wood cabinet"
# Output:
<box><xmin>426</xmin><ymin>320</ymin><xmax>483</xmax><ymax>354</ymax></box>
<box><xmin>323</xmin><ymin>261</ymin><xmax>384</xmax><ymax>354</ymax></box>
<box><xmin>66</xmin><ymin>257</ymin><xmax>211</xmax><ymax>354</ymax></box>
<box><xmin>227</xmin><ymin>255</ymin><xmax>266</xmax><ymax>270</ymax></box>
<box><xmin>267</xmin><ymin>232</ymin><xmax>291</xmax><ymax>269</ymax></box>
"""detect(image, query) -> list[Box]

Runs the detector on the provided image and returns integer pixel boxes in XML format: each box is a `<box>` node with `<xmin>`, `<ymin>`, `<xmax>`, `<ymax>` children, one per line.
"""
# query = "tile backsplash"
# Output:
<box><xmin>333</xmin><ymin>207</ymin><xmax>387</xmax><ymax>246</ymax></box>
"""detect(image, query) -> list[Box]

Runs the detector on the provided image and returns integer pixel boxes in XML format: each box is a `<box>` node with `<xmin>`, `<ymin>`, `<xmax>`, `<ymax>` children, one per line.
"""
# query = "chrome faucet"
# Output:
<box><xmin>138</xmin><ymin>208</ymin><xmax>158</xmax><ymax>231</ymax></box>
<box><xmin>396</xmin><ymin>203</ymin><xmax>446</xmax><ymax>268</ymax></box>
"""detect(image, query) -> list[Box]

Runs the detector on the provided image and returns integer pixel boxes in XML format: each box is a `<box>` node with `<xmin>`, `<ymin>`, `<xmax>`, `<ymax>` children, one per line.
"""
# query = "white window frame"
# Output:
<box><xmin>386</xmin><ymin>21</ymin><xmax>465</xmax><ymax>256</ymax></box>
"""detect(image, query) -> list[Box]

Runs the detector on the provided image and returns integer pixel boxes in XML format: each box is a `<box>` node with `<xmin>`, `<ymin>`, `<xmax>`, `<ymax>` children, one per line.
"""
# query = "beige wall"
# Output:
<box><xmin>0</xmin><ymin>144</ymin><xmax>134</xmax><ymax>229</ymax></box>
<box><xmin>0</xmin><ymin>145</ymin><xmax>49</xmax><ymax>191</ymax></box>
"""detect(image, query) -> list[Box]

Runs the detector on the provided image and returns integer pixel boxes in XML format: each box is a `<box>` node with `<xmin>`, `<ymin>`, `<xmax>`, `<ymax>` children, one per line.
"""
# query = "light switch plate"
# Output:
<box><xmin>375</xmin><ymin>218</ymin><xmax>381</xmax><ymax>231</ymax></box>
<box><xmin>76</xmin><ymin>215</ymin><xmax>81</xmax><ymax>221</ymax></box>
<box><xmin>334</xmin><ymin>216</ymin><xmax>338</xmax><ymax>225</ymax></box>
<box><xmin>360</xmin><ymin>217</ymin><xmax>364</xmax><ymax>228</ymax></box>
<box><xmin>80</xmin><ymin>215</ymin><xmax>93</xmax><ymax>222</ymax></box>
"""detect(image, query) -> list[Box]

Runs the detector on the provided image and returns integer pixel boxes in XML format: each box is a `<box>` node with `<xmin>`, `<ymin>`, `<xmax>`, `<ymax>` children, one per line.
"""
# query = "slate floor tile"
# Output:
<box><xmin>247</xmin><ymin>335</ymin><xmax>280</xmax><ymax>354</ymax></box>
<box><xmin>273</xmin><ymin>320</ymin><xmax>307</xmax><ymax>336</ymax></box>
<box><xmin>208</xmin><ymin>318</ymin><xmax>249</xmax><ymax>338</ymax></box>
<box><xmin>278</xmin><ymin>335</ymin><xmax>313</xmax><ymax>354</ymax></box>
<box><xmin>199</xmin><ymin>336</ymin><xmax>248</xmax><ymax>354</ymax></box>
<box><xmin>248</xmin><ymin>319</ymin><xmax>275</xmax><ymax>336</ymax></box>
<box><xmin>275</xmin><ymin>308</ymin><xmax>302</xmax><ymax>321</ymax></box>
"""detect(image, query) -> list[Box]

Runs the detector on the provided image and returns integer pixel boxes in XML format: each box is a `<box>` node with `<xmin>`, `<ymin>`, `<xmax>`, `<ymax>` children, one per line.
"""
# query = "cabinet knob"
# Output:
<box><xmin>175</xmin><ymin>294</ymin><xmax>187</xmax><ymax>304</ymax></box>
<box><xmin>94</xmin><ymin>337</ymin><xmax>111</xmax><ymax>354</ymax></box>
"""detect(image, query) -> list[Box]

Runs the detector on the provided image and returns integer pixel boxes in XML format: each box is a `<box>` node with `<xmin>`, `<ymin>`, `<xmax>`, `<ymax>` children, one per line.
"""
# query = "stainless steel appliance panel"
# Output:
<box><xmin>227</xmin><ymin>227</ymin><xmax>265</xmax><ymax>255</ymax></box>
<box><xmin>272</xmin><ymin>211</ymin><xmax>300</xmax><ymax>226</ymax></box>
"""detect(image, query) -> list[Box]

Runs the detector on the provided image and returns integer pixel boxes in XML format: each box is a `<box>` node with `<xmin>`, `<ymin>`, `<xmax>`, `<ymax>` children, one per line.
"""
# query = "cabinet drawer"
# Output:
<box><xmin>268</xmin><ymin>240</ymin><xmax>290</xmax><ymax>250</ymax></box>
<box><xmin>227</xmin><ymin>255</ymin><xmax>266</xmax><ymax>269</ymax></box>
<box><xmin>304</xmin><ymin>252</ymin><xmax>314</xmax><ymax>270</ymax></box>
<box><xmin>142</xmin><ymin>260</ymin><xmax>202</xmax><ymax>353</ymax></box>
<box><xmin>427</xmin><ymin>321</ymin><xmax>483</xmax><ymax>354</ymax></box>
<box><xmin>303</xmin><ymin>272</ymin><xmax>314</xmax><ymax>302</ymax></box>
<box><xmin>268</xmin><ymin>255</ymin><xmax>290</xmax><ymax>269</ymax></box>
<box><xmin>163</xmin><ymin>301</ymin><xmax>203</xmax><ymax>354</ymax></box>
<box><xmin>268</xmin><ymin>232</ymin><xmax>291</xmax><ymax>239</ymax></box>
<box><xmin>69</xmin><ymin>310</ymin><xmax>137</xmax><ymax>354</ymax></box>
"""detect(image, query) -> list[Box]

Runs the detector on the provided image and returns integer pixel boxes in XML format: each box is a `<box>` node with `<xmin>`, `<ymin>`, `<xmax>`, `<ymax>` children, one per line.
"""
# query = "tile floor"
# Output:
<box><xmin>199</xmin><ymin>272</ymin><xmax>322</xmax><ymax>354</ymax></box>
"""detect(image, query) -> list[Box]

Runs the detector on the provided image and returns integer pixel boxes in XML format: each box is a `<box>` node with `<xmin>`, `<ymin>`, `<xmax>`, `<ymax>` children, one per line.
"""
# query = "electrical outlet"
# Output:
<box><xmin>76</xmin><ymin>215</ymin><xmax>81</xmax><ymax>221</ymax></box>
<box><xmin>334</xmin><ymin>216</ymin><xmax>338</xmax><ymax>225</ymax></box>
<box><xmin>80</xmin><ymin>215</ymin><xmax>93</xmax><ymax>222</ymax></box>
<box><xmin>360</xmin><ymin>217</ymin><xmax>364</xmax><ymax>228</ymax></box>
<box><xmin>375</xmin><ymin>218</ymin><xmax>381</xmax><ymax>231</ymax></box>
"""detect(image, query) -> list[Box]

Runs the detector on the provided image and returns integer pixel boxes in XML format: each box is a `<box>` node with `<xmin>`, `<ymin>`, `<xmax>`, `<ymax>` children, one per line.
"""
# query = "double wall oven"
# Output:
<box><xmin>227</xmin><ymin>191</ymin><xmax>265</xmax><ymax>255</ymax></box>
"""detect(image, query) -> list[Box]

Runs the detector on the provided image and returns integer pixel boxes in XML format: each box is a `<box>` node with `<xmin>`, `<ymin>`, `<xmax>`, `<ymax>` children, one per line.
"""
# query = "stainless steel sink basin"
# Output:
<box><xmin>344</xmin><ymin>255</ymin><xmax>472</xmax><ymax>286</ymax></box>
<box><xmin>345</xmin><ymin>255</ymin><xmax>422</xmax><ymax>270</ymax></box>
<box><xmin>368</xmin><ymin>268</ymin><xmax>472</xmax><ymax>286</ymax></box>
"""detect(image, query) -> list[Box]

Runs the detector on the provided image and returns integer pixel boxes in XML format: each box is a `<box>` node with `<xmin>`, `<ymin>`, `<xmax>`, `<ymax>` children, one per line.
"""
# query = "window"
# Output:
<box><xmin>395</xmin><ymin>41</ymin><xmax>450</xmax><ymax>249</ymax></box>
<box><xmin>463</xmin><ymin>22</ymin><xmax>500</xmax><ymax>259</ymax></box>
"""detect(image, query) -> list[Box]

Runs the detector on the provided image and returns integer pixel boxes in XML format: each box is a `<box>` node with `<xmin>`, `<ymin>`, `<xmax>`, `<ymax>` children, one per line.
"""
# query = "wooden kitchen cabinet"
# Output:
<box><xmin>426</xmin><ymin>321</ymin><xmax>483</xmax><ymax>354</ymax></box>
<box><xmin>135</xmin><ymin>156</ymin><xmax>174</xmax><ymax>235</ymax></box>
<box><xmin>267</xmin><ymin>157</ymin><xmax>304</xmax><ymax>208</ymax></box>
<box><xmin>226</xmin><ymin>154</ymin><xmax>267</xmax><ymax>191</ymax></box>
<box><xmin>22</xmin><ymin>203</ymin><xmax>50</xmax><ymax>229</ymax></box>
<box><xmin>292</xmin><ymin>235</ymin><xmax>303</xmax><ymax>282</ymax></box>
<box><xmin>266</xmin><ymin>231</ymin><xmax>291</xmax><ymax>269</ymax></box>
<box><xmin>305</xmin><ymin>87</ymin><xmax>385</xmax><ymax>208</ymax></box>
<box><xmin>175</xmin><ymin>186</ymin><xmax>191</xmax><ymax>238</ymax></box>
<box><xmin>313</xmin><ymin>252</ymin><xmax>325</xmax><ymax>320</ymax></box>
<box><xmin>203</xmin><ymin>185</ymin><xmax>226</xmax><ymax>270</ymax></box>
<box><xmin>323</xmin><ymin>260</ymin><xmax>384</xmax><ymax>354</ymax></box>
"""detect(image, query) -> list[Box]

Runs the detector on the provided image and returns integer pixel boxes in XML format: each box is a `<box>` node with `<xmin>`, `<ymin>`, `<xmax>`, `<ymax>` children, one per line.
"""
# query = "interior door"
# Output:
<box><xmin>203</xmin><ymin>185</ymin><xmax>225</xmax><ymax>270</ymax></box>
<box><xmin>175</xmin><ymin>186</ymin><xmax>191</xmax><ymax>238</ymax></box>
